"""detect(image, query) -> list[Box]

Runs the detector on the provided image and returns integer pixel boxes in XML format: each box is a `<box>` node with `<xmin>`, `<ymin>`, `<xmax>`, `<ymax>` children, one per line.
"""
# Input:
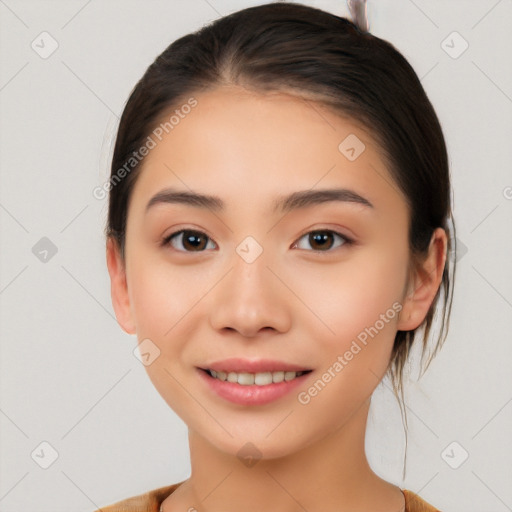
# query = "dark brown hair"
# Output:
<box><xmin>106</xmin><ymin>1</ymin><xmax>456</xmax><ymax>477</ymax></box>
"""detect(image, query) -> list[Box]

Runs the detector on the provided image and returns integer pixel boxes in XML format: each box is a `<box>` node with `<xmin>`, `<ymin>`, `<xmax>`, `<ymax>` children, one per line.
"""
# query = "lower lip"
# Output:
<box><xmin>197</xmin><ymin>368</ymin><xmax>312</xmax><ymax>406</ymax></box>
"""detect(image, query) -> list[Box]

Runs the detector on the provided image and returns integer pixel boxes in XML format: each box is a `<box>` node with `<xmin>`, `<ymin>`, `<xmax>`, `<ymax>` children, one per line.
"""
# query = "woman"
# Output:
<box><xmin>97</xmin><ymin>2</ymin><xmax>455</xmax><ymax>510</ymax></box>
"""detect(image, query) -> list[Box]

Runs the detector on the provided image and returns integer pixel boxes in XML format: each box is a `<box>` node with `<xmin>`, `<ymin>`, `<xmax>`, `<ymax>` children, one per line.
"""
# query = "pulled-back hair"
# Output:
<box><xmin>106</xmin><ymin>2</ymin><xmax>457</xmax><ymax>477</ymax></box>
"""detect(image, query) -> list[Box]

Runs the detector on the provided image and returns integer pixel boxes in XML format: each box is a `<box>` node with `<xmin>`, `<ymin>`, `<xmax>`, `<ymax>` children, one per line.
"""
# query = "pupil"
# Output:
<box><xmin>310</xmin><ymin>231</ymin><xmax>332</xmax><ymax>250</ymax></box>
<box><xmin>184</xmin><ymin>231</ymin><xmax>206</xmax><ymax>250</ymax></box>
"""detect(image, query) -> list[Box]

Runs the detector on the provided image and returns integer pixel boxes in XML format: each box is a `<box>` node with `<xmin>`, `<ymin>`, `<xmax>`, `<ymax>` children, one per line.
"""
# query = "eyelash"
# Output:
<box><xmin>160</xmin><ymin>228</ymin><xmax>354</xmax><ymax>254</ymax></box>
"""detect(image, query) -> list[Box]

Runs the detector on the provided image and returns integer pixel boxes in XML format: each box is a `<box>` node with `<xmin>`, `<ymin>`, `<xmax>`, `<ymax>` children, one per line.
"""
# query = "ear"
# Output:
<box><xmin>397</xmin><ymin>227</ymin><xmax>448</xmax><ymax>331</ymax></box>
<box><xmin>106</xmin><ymin>237</ymin><xmax>136</xmax><ymax>335</ymax></box>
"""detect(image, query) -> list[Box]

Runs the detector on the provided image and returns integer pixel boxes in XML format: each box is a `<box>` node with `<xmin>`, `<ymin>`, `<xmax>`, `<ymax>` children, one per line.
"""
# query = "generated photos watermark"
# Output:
<box><xmin>297</xmin><ymin>301</ymin><xmax>403</xmax><ymax>405</ymax></box>
<box><xmin>93</xmin><ymin>97</ymin><xmax>198</xmax><ymax>200</ymax></box>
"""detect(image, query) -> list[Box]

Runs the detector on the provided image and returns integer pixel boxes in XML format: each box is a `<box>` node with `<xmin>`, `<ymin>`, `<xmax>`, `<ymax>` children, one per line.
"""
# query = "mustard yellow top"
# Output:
<box><xmin>93</xmin><ymin>481</ymin><xmax>441</xmax><ymax>511</ymax></box>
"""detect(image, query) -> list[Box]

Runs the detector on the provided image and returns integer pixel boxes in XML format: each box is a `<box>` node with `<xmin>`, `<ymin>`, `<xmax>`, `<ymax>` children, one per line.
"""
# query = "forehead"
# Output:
<box><xmin>129</xmin><ymin>85</ymin><xmax>406</xmax><ymax>216</ymax></box>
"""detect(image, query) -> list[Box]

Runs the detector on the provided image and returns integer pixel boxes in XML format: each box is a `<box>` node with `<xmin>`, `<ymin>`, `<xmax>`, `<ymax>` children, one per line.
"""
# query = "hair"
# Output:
<box><xmin>105</xmin><ymin>1</ymin><xmax>457</xmax><ymax>479</ymax></box>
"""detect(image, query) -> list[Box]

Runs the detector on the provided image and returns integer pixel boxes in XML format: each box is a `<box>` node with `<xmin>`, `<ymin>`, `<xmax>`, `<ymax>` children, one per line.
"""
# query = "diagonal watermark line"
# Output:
<box><xmin>470</xmin><ymin>204</ymin><xmax>499</xmax><ymax>233</ymax></box>
<box><xmin>471</xmin><ymin>395</ymin><xmax>512</xmax><ymax>439</ymax></box>
<box><xmin>163</xmin><ymin>163</ymin><xmax>233</xmax><ymax>233</ymax></box>
<box><xmin>420</xmin><ymin>61</ymin><xmax>439</xmax><ymax>82</ymax></box>
<box><xmin>411</xmin><ymin>472</ymin><xmax>440</xmax><ymax>497</ymax></box>
<box><xmin>0</xmin><ymin>265</ymin><xmax>28</xmax><ymax>295</ymax></box>
<box><xmin>406</xmin><ymin>0</ymin><xmax>439</xmax><ymax>28</ymax></box>
<box><xmin>61</xmin><ymin>61</ymin><xmax>120</xmax><ymax>118</ymax></box>
<box><xmin>266</xmin><ymin>409</ymin><xmax>294</xmax><ymax>438</ymax></box>
<box><xmin>472</xmin><ymin>60</ymin><xmax>512</xmax><ymax>104</ymax></box>
<box><xmin>0</xmin><ymin>472</ymin><xmax>29</xmax><ymax>504</ymax></box>
<box><xmin>368</xmin><ymin>161</ymin><xmax>402</xmax><ymax>200</ymax></box>
<box><xmin>164</xmin><ymin>266</ymin><xmax>234</xmax><ymax>336</ymax></box>
<box><xmin>399</xmin><ymin>401</ymin><xmax>439</xmax><ymax>438</ymax></box>
<box><xmin>61</xmin><ymin>265</ymin><xmax>117</xmax><ymax>321</ymax></box>
<box><xmin>472</xmin><ymin>470</ymin><xmax>512</xmax><ymax>510</ymax></box>
<box><xmin>61</xmin><ymin>369</ymin><xmax>132</xmax><ymax>440</ymax></box>
<box><xmin>60</xmin><ymin>204</ymin><xmax>89</xmax><ymax>233</ymax></box>
<box><xmin>0</xmin><ymin>202</ymin><xmax>29</xmax><ymax>232</ymax></box>
<box><xmin>61</xmin><ymin>470</ymin><xmax>101</xmax><ymax>510</ymax></box>
<box><xmin>201</xmin><ymin>471</ymin><xmax>233</xmax><ymax>502</ymax></box>
<box><xmin>0</xmin><ymin>61</ymin><xmax>29</xmax><ymax>92</ymax></box>
<box><xmin>370</xmin><ymin>369</ymin><xmax>440</xmax><ymax>438</ymax></box>
<box><xmin>265</xmin><ymin>470</ymin><xmax>310</xmax><ymax>512</ymax></box>
<box><xmin>0</xmin><ymin>0</ymin><xmax>29</xmax><ymax>28</ymax></box>
<box><xmin>0</xmin><ymin>407</ymin><xmax>29</xmax><ymax>438</ymax></box>
<box><xmin>163</xmin><ymin>367</ymin><xmax>233</xmax><ymax>437</ymax></box>
<box><xmin>61</xmin><ymin>0</ymin><xmax>93</xmax><ymax>29</ymax></box>
<box><xmin>266</xmin><ymin>164</ymin><xmax>336</xmax><ymax>234</ymax></box>
<box><xmin>471</xmin><ymin>0</ymin><xmax>503</xmax><ymax>29</ymax></box>
<box><xmin>300</xmin><ymin>96</ymin><xmax>337</xmax><ymax>131</ymax></box>
<box><xmin>200</xmin><ymin>0</ymin><xmax>222</xmax><ymax>17</ymax></box>
<box><xmin>265</xmin><ymin>266</ymin><xmax>335</xmax><ymax>335</ymax></box>
<box><xmin>471</xmin><ymin>265</ymin><xmax>512</xmax><ymax>309</ymax></box>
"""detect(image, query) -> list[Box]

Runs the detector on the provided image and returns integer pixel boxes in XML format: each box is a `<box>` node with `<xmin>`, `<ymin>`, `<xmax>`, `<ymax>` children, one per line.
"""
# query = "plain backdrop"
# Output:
<box><xmin>0</xmin><ymin>1</ymin><xmax>511</xmax><ymax>511</ymax></box>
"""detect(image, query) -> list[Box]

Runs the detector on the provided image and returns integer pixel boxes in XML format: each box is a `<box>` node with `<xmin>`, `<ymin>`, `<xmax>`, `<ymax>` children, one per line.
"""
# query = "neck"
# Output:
<box><xmin>171</xmin><ymin>398</ymin><xmax>403</xmax><ymax>512</ymax></box>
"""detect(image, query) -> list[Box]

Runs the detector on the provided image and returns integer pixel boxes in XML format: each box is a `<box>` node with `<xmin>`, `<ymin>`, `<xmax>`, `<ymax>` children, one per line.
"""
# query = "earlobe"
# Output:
<box><xmin>106</xmin><ymin>237</ymin><xmax>136</xmax><ymax>335</ymax></box>
<box><xmin>397</xmin><ymin>228</ymin><xmax>447</xmax><ymax>332</ymax></box>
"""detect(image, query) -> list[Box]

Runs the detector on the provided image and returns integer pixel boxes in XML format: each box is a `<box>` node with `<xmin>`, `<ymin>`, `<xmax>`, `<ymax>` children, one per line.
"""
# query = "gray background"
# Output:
<box><xmin>1</xmin><ymin>1</ymin><xmax>511</xmax><ymax>511</ymax></box>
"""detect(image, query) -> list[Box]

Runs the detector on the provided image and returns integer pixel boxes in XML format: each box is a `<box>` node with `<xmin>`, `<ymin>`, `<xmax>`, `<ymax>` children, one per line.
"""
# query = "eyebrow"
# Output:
<box><xmin>145</xmin><ymin>187</ymin><xmax>374</xmax><ymax>214</ymax></box>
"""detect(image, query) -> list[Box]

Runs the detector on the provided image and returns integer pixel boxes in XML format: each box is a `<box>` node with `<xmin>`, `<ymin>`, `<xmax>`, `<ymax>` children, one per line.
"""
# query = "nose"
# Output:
<box><xmin>209</xmin><ymin>250</ymin><xmax>292</xmax><ymax>338</ymax></box>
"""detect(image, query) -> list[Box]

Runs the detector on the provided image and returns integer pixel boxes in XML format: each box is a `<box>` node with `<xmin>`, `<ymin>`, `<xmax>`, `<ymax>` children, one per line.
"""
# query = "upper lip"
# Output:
<box><xmin>199</xmin><ymin>358</ymin><xmax>313</xmax><ymax>373</ymax></box>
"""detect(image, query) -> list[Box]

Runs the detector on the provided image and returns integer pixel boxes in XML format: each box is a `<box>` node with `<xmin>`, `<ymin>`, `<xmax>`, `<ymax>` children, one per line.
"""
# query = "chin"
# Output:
<box><xmin>203</xmin><ymin>425</ymin><xmax>318</xmax><ymax>463</ymax></box>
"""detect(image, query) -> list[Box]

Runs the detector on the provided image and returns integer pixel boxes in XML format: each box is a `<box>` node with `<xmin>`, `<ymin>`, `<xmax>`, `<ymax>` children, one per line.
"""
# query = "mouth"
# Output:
<box><xmin>199</xmin><ymin>368</ymin><xmax>313</xmax><ymax>386</ymax></box>
<box><xmin>196</xmin><ymin>358</ymin><xmax>314</xmax><ymax>405</ymax></box>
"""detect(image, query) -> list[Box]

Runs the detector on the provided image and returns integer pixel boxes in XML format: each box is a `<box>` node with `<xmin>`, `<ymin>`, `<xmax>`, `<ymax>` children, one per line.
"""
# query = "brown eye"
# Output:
<box><xmin>163</xmin><ymin>230</ymin><xmax>216</xmax><ymax>252</ymax></box>
<box><xmin>293</xmin><ymin>230</ymin><xmax>352</xmax><ymax>252</ymax></box>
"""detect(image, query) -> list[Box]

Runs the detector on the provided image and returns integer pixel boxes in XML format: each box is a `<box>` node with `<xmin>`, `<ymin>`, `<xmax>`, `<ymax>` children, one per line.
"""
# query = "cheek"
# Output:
<box><xmin>294</xmin><ymin>258</ymin><xmax>404</xmax><ymax>426</ymax></box>
<box><xmin>126</xmin><ymin>253</ymin><xmax>212</xmax><ymax>378</ymax></box>
<box><xmin>129</xmin><ymin>270</ymin><xmax>175</xmax><ymax>336</ymax></box>
<box><xmin>298</xmin><ymin>250</ymin><xmax>406</xmax><ymax>350</ymax></box>
<box><xmin>127</xmin><ymin>251</ymin><xmax>198</xmax><ymax>336</ymax></box>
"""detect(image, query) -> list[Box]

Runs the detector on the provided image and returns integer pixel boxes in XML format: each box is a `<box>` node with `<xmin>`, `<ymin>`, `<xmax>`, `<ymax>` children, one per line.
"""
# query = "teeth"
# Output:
<box><xmin>208</xmin><ymin>369</ymin><xmax>307</xmax><ymax>385</ymax></box>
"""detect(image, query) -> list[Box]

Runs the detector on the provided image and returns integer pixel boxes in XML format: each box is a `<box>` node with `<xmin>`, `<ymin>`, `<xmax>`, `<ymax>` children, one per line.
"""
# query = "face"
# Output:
<box><xmin>107</xmin><ymin>85</ymin><xmax>441</xmax><ymax>459</ymax></box>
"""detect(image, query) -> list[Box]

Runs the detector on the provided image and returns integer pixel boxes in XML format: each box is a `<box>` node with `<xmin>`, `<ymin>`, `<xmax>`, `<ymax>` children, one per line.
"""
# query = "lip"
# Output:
<box><xmin>199</xmin><ymin>358</ymin><xmax>312</xmax><ymax>373</ymax></box>
<box><xmin>197</xmin><ymin>367</ymin><xmax>312</xmax><ymax>406</ymax></box>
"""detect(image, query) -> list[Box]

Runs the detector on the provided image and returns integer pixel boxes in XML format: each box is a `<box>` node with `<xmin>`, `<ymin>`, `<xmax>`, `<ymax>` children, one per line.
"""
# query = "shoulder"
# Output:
<box><xmin>403</xmin><ymin>489</ymin><xmax>442</xmax><ymax>512</ymax></box>
<box><xmin>92</xmin><ymin>482</ymin><xmax>183</xmax><ymax>512</ymax></box>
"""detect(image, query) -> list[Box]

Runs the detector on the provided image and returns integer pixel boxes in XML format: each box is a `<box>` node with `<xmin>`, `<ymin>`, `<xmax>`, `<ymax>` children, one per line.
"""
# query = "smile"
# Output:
<box><xmin>206</xmin><ymin>369</ymin><xmax>311</xmax><ymax>386</ymax></box>
<box><xmin>198</xmin><ymin>366</ymin><xmax>313</xmax><ymax>406</ymax></box>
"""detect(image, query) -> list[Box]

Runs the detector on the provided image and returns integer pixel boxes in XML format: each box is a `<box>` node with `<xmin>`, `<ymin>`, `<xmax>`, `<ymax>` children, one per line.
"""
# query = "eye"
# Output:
<box><xmin>161</xmin><ymin>229</ymin><xmax>217</xmax><ymax>252</ymax></box>
<box><xmin>161</xmin><ymin>228</ymin><xmax>352</xmax><ymax>253</ymax></box>
<box><xmin>292</xmin><ymin>229</ymin><xmax>353</xmax><ymax>252</ymax></box>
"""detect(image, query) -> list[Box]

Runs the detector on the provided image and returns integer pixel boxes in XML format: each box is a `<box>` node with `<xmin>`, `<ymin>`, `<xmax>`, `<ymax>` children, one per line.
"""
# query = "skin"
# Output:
<box><xmin>106</xmin><ymin>85</ymin><xmax>447</xmax><ymax>512</ymax></box>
